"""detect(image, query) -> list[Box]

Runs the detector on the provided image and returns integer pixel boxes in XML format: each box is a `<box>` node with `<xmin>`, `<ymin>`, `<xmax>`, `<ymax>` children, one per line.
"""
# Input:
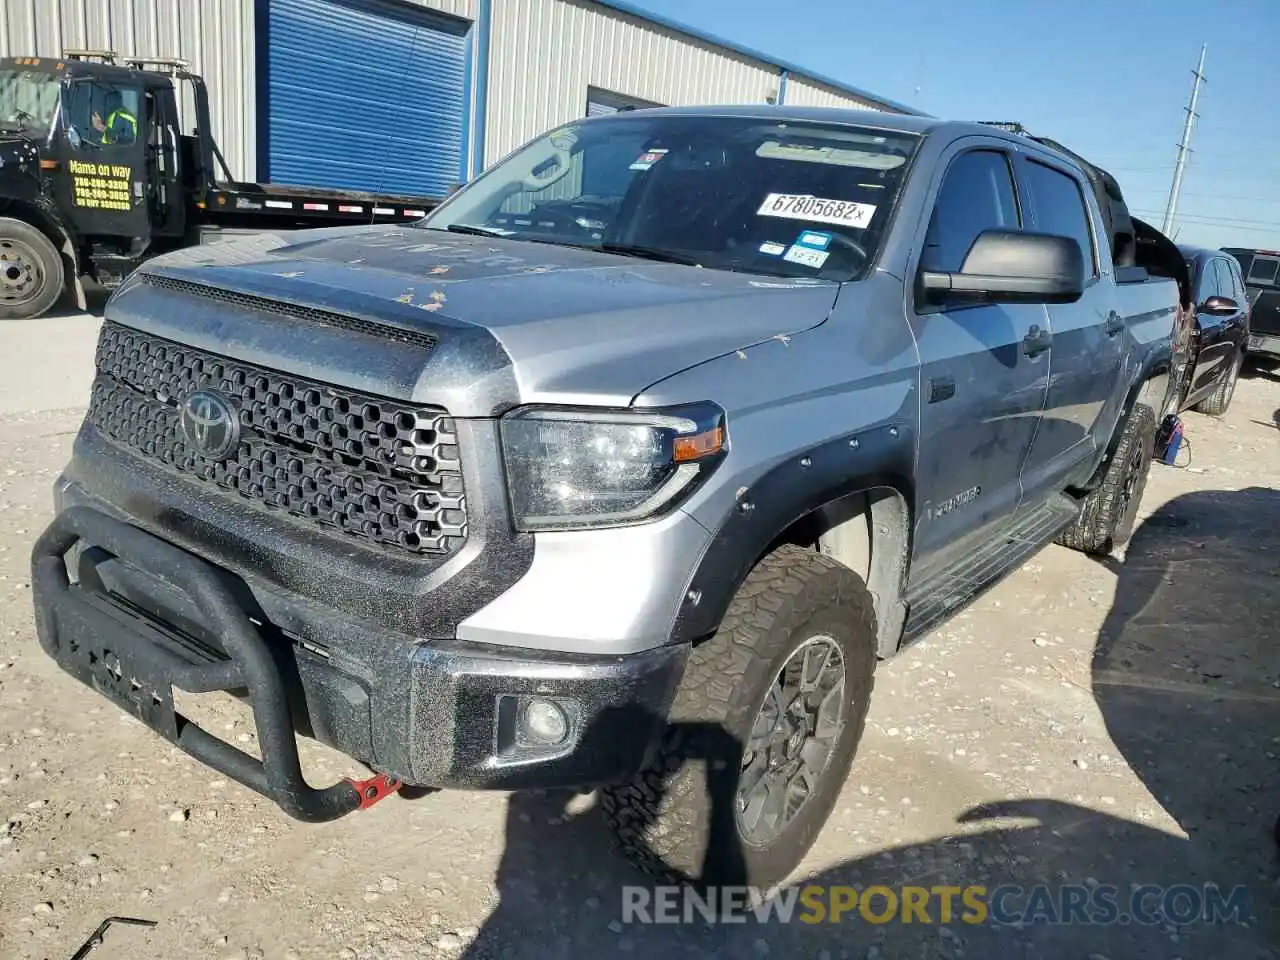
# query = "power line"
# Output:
<box><xmin>1131</xmin><ymin>208</ymin><xmax>1279</xmax><ymax>228</ymax></box>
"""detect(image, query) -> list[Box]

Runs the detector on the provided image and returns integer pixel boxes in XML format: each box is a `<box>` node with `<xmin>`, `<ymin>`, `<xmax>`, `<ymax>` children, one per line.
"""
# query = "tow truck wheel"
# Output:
<box><xmin>0</xmin><ymin>218</ymin><xmax>65</xmax><ymax>321</ymax></box>
<box><xmin>600</xmin><ymin>544</ymin><xmax>878</xmax><ymax>890</ymax></box>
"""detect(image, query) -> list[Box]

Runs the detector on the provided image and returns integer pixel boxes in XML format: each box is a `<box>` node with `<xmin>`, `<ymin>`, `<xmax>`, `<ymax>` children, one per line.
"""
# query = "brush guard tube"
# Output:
<box><xmin>31</xmin><ymin>505</ymin><xmax>398</xmax><ymax>823</ymax></box>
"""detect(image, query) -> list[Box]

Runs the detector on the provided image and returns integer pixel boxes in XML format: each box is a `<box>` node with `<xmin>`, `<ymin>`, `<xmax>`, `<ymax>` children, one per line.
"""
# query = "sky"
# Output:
<box><xmin>628</xmin><ymin>0</ymin><xmax>1280</xmax><ymax>252</ymax></box>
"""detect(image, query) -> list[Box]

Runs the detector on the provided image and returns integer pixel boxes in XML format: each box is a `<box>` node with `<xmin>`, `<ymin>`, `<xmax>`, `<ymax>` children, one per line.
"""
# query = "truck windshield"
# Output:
<box><xmin>0</xmin><ymin>69</ymin><xmax>61</xmax><ymax>137</ymax></box>
<box><xmin>420</xmin><ymin>114</ymin><xmax>921</xmax><ymax>281</ymax></box>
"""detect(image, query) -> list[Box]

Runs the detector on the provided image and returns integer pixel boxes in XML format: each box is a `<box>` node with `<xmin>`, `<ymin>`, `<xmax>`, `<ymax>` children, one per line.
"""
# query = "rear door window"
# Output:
<box><xmin>1247</xmin><ymin>256</ymin><xmax>1280</xmax><ymax>286</ymax></box>
<box><xmin>1022</xmin><ymin>160</ymin><xmax>1097</xmax><ymax>277</ymax></box>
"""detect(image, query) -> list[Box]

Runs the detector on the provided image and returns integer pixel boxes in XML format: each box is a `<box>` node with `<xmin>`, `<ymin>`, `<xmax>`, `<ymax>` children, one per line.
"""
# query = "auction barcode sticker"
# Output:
<box><xmin>757</xmin><ymin>193</ymin><xmax>877</xmax><ymax>229</ymax></box>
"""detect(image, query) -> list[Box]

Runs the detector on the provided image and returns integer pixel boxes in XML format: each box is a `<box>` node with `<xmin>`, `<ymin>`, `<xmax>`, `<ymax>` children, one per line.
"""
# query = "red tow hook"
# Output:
<box><xmin>346</xmin><ymin>772</ymin><xmax>402</xmax><ymax>810</ymax></box>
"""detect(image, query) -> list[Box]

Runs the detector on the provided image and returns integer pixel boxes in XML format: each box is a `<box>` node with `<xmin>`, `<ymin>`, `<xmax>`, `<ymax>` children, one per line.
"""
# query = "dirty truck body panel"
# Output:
<box><xmin>30</xmin><ymin>107</ymin><xmax>1179</xmax><ymax>825</ymax></box>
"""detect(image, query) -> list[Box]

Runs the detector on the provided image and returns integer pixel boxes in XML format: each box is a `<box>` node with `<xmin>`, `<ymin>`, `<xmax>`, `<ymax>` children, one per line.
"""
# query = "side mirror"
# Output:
<box><xmin>1200</xmin><ymin>295</ymin><xmax>1238</xmax><ymax>317</ymax></box>
<box><xmin>920</xmin><ymin>230</ymin><xmax>1085</xmax><ymax>305</ymax></box>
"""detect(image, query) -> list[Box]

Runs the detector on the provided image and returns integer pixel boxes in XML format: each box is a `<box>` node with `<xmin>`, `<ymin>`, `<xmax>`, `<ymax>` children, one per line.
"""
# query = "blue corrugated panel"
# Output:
<box><xmin>265</xmin><ymin>0</ymin><xmax>468</xmax><ymax>198</ymax></box>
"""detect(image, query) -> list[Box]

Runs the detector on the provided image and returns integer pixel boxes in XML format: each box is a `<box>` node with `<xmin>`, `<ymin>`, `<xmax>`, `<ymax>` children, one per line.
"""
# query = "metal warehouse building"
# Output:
<box><xmin>1</xmin><ymin>0</ymin><xmax>916</xmax><ymax>198</ymax></box>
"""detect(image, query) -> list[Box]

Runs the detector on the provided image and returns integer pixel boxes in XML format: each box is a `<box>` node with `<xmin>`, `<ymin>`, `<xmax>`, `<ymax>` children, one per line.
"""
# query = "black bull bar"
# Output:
<box><xmin>31</xmin><ymin>506</ymin><xmax>400</xmax><ymax>822</ymax></box>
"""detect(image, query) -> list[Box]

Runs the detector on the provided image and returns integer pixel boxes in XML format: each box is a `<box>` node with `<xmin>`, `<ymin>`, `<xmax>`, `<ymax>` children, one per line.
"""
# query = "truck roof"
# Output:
<box><xmin>588</xmin><ymin>105</ymin><xmax>1103</xmax><ymax>171</ymax></box>
<box><xmin>0</xmin><ymin>54</ymin><xmax>177</xmax><ymax>87</ymax></box>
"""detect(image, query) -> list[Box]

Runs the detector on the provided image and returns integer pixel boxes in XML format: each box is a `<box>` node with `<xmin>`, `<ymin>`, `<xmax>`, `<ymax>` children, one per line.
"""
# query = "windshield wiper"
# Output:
<box><xmin>597</xmin><ymin>243</ymin><xmax>701</xmax><ymax>267</ymax></box>
<box><xmin>443</xmin><ymin>223</ymin><xmax>509</xmax><ymax>237</ymax></box>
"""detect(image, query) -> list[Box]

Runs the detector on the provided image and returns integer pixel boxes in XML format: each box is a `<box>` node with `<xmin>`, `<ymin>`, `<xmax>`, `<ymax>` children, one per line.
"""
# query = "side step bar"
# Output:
<box><xmin>901</xmin><ymin>494</ymin><xmax>1081</xmax><ymax>646</ymax></box>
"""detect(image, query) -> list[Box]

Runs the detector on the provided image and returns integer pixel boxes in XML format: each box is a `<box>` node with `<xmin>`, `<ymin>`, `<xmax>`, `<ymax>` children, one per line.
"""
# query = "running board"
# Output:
<box><xmin>901</xmin><ymin>494</ymin><xmax>1081</xmax><ymax>647</ymax></box>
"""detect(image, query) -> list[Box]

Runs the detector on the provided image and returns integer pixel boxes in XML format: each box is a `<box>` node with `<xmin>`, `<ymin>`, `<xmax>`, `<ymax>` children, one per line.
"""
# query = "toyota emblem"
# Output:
<box><xmin>179</xmin><ymin>389</ymin><xmax>240</xmax><ymax>460</ymax></box>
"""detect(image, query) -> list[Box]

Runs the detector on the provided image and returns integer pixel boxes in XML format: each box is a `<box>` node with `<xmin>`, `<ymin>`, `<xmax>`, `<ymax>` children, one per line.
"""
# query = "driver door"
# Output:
<box><xmin>57</xmin><ymin>76</ymin><xmax>151</xmax><ymax>242</ymax></box>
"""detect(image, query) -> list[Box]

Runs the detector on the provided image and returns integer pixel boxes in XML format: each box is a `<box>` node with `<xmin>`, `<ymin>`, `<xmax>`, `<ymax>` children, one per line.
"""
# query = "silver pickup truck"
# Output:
<box><xmin>30</xmin><ymin>107</ymin><xmax>1184</xmax><ymax>890</ymax></box>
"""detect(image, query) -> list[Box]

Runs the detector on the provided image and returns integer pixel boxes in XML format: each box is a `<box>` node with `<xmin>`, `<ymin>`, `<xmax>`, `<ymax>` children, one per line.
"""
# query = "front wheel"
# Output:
<box><xmin>601</xmin><ymin>544</ymin><xmax>878</xmax><ymax>890</ymax></box>
<box><xmin>0</xmin><ymin>217</ymin><xmax>65</xmax><ymax>321</ymax></box>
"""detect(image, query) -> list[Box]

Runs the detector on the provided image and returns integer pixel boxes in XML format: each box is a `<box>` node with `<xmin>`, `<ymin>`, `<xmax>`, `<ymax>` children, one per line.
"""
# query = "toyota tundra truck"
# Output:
<box><xmin>30</xmin><ymin>107</ymin><xmax>1185</xmax><ymax>889</ymax></box>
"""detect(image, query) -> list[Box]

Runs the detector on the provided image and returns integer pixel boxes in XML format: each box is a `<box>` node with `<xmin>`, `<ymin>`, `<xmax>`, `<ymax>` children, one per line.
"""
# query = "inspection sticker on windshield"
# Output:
<box><xmin>759</xmin><ymin>241</ymin><xmax>787</xmax><ymax>256</ymax></box>
<box><xmin>758</xmin><ymin>194</ymin><xmax>877</xmax><ymax>228</ymax></box>
<box><xmin>783</xmin><ymin>245</ymin><xmax>829</xmax><ymax>269</ymax></box>
<box><xmin>795</xmin><ymin>231</ymin><xmax>832</xmax><ymax>250</ymax></box>
<box><xmin>630</xmin><ymin>148</ymin><xmax>668</xmax><ymax>171</ymax></box>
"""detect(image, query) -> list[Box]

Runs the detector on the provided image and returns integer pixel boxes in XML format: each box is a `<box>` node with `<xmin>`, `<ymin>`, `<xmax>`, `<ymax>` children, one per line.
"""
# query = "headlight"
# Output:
<box><xmin>499</xmin><ymin>402</ymin><xmax>727</xmax><ymax>531</ymax></box>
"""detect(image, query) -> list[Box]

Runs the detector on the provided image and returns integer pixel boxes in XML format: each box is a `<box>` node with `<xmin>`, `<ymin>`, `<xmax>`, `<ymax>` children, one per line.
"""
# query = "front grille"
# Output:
<box><xmin>140</xmin><ymin>274</ymin><xmax>439</xmax><ymax>351</ymax></box>
<box><xmin>88</xmin><ymin>321</ymin><xmax>467</xmax><ymax>556</ymax></box>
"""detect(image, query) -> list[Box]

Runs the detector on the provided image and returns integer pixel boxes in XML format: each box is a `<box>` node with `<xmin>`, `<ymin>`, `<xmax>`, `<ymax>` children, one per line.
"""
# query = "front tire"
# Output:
<box><xmin>0</xmin><ymin>217</ymin><xmax>65</xmax><ymax>321</ymax></box>
<box><xmin>601</xmin><ymin>544</ymin><xmax>878</xmax><ymax>890</ymax></box>
<box><xmin>1057</xmin><ymin>402</ymin><xmax>1157</xmax><ymax>555</ymax></box>
<box><xmin>1193</xmin><ymin>349</ymin><xmax>1242</xmax><ymax>417</ymax></box>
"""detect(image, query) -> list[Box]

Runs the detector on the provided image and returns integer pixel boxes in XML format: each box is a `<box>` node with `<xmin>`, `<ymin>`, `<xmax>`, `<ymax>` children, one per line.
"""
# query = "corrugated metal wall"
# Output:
<box><xmin>484</xmin><ymin>0</ymin><xmax>780</xmax><ymax>167</ymax></box>
<box><xmin>0</xmin><ymin>0</ymin><xmax>257</xmax><ymax>180</ymax></box>
<box><xmin>784</xmin><ymin>76</ymin><xmax>888</xmax><ymax>113</ymax></box>
<box><xmin>1</xmin><ymin>0</ymin><xmax>903</xmax><ymax>187</ymax></box>
<box><xmin>408</xmin><ymin>0</ymin><xmax>476</xmax><ymax>19</ymax></box>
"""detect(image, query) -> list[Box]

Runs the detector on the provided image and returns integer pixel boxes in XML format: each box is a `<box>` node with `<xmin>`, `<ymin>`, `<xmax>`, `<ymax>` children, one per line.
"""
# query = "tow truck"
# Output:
<box><xmin>0</xmin><ymin>50</ymin><xmax>446</xmax><ymax>320</ymax></box>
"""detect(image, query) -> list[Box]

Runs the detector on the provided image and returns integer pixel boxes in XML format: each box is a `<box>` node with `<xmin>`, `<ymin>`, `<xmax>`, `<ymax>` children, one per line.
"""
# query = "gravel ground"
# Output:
<box><xmin>0</xmin><ymin>312</ymin><xmax>1277</xmax><ymax>960</ymax></box>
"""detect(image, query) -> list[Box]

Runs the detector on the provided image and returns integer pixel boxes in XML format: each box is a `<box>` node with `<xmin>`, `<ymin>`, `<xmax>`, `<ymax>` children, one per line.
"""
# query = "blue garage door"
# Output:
<box><xmin>264</xmin><ymin>0</ymin><xmax>468</xmax><ymax>197</ymax></box>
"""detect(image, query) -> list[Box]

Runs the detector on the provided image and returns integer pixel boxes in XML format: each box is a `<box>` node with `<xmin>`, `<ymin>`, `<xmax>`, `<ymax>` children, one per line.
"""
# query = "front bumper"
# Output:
<box><xmin>1247</xmin><ymin>332</ymin><xmax>1280</xmax><ymax>359</ymax></box>
<box><xmin>31</xmin><ymin>506</ymin><xmax>687</xmax><ymax>821</ymax></box>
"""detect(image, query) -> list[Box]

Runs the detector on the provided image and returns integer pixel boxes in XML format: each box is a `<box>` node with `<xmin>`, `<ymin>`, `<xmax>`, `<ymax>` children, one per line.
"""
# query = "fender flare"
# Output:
<box><xmin>668</xmin><ymin>421</ymin><xmax>915</xmax><ymax>653</ymax></box>
<box><xmin>1081</xmin><ymin>346</ymin><xmax>1174</xmax><ymax>495</ymax></box>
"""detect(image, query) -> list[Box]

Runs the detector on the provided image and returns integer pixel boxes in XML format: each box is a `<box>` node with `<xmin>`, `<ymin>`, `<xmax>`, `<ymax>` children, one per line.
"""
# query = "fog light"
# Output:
<box><xmin>520</xmin><ymin>698</ymin><xmax>569</xmax><ymax>745</ymax></box>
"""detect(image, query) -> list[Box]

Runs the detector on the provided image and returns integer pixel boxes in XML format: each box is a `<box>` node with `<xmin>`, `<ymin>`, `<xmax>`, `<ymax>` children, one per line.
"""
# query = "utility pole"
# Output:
<box><xmin>1162</xmin><ymin>44</ymin><xmax>1207</xmax><ymax>236</ymax></box>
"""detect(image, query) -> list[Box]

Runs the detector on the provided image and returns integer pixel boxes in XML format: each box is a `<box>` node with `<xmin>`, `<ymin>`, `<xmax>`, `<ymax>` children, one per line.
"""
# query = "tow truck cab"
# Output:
<box><xmin>0</xmin><ymin>49</ymin><xmax>440</xmax><ymax>319</ymax></box>
<box><xmin>0</xmin><ymin>51</ymin><xmax>217</xmax><ymax>288</ymax></box>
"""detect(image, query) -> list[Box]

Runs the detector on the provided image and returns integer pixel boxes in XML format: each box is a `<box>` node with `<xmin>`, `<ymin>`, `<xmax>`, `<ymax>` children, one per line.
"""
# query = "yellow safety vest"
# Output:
<box><xmin>102</xmin><ymin>109</ymin><xmax>137</xmax><ymax>144</ymax></box>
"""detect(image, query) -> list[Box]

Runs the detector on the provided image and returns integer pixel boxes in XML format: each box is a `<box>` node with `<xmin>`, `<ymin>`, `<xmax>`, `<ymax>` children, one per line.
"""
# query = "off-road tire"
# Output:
<box><xmin>600</xmin><ymin>544</ymin><xmax>878</xmax><ymax>890</ymax></box>
<box><xmin>1056</xmin><ymin>402</ymin><xmax>1157</xmax><ymax>555</ymax></box>
<box><xmin>1192</xmin><ymin>349</ymin><xmax>1242</xmax><ymax>417</ymax></box>
<box><xmin>0</xmin><ymin>217</ymin><xmax>65</xmax><ymax>321</ymax></box>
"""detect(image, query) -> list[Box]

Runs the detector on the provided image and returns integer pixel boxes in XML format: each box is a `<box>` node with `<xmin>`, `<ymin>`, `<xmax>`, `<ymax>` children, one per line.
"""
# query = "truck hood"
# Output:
<box><xmin>0</xmin><ymin>132</ymin><xmax>39</xmax><ymax>172</ymax></box>
<box><xmin>133</xmin><ymin>224</ymin><xmax>840</xmax><ymax>411</ymax></box>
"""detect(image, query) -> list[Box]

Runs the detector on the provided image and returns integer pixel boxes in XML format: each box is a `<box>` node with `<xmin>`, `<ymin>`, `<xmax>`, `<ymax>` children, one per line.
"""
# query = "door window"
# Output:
<box><xmin>63</xmin><ymin>80</ymin><xmax>141</xmax><ymax>150</ymax></box>
<box><xmin>1212</xmin><ymin>259</ymin><xmax>1237</xmax><ymax>305</ymax></box>
<box><xmin>1227</xmin><ymin>258</ymin><xmax>1248</xmax><ymax>301</ymax></box>
<box><xmin>1247</xmin><ymin>256</ymin><xmax>1280</xmax><ymax>286</ymax></box>
<box><xmin>920</xmin><ymin>150</ymin><xmax>1020</xmax><ymax>275</ymax></box>
<box><xmin>1022</xmin><ymin>160</ymin><xmax>1097</xmax><ymax>276</ymax></box>
<box><xmin>1196</xmin><ymin>258</ymin><xmax>1220</xmax><ymax>305</ymax></box>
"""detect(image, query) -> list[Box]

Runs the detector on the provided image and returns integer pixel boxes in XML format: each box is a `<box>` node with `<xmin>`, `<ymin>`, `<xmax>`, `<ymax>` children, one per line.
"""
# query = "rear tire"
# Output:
<box><xmin>0</xmin><ymin>217</ymin><xmax>65</xmax><ymax>321</ymax></box>
<box><xmin>601</xmin><ymin>544</ymin><xmax>878</xmax><ymax>891</ymax></box>
<box><xmin>1192</xmin><ymin>349</ymin><xmax>1242</xmax><ymax>417</ymax></box>
<box><xmin>1057</xmin><ymin>403</ymin><xmax>1157</xmax><ymax>555</ymax></box>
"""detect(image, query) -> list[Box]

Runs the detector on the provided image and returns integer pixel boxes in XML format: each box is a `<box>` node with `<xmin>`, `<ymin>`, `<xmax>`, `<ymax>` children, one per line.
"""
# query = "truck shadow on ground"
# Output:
<box><xmin>458</xmin><ymin>486</ymin><xmax>1280</xmax><ymax>960</ymax></box>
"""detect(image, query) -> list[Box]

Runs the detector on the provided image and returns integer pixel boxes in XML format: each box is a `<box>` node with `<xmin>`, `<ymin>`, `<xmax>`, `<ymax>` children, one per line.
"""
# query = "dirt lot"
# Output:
<box><xmin>1</xmin><ymin>313</ymin><xmax>1278</xmax><ymax>960</ymax></box>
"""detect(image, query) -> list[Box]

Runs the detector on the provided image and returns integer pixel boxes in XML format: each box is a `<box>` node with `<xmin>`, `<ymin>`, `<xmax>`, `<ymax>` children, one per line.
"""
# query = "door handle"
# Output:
<box><xmin>1022</xmin><ymin>324</ymin><xmax>1052</xmax><ymax>357</ymax></box>
<box><xmin>1104</xmin><ymin>312</ymin><xmax>1125</xmax><ymax>337</ymax></box>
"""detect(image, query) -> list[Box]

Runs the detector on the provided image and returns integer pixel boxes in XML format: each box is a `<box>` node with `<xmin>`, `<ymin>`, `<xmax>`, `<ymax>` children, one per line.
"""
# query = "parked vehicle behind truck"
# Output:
<box><xmin>31</xmin><ymin>106</ymin><xmax>1185</xmax><ymax>889</ymax></box>
<box><xmin>0</xmin><ymin>50</ymin><xmax>441</xmax><ymax>320</ymax></box>
<box><xmin>1223</xmin><ymin>246</ymin><xmax>1280</xmax><ymax>364</ymax></box>
<box><xmin>1172</xmin><ymin>245</ymin><xmax>1250</xmax><ymax>416</ymax></box>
